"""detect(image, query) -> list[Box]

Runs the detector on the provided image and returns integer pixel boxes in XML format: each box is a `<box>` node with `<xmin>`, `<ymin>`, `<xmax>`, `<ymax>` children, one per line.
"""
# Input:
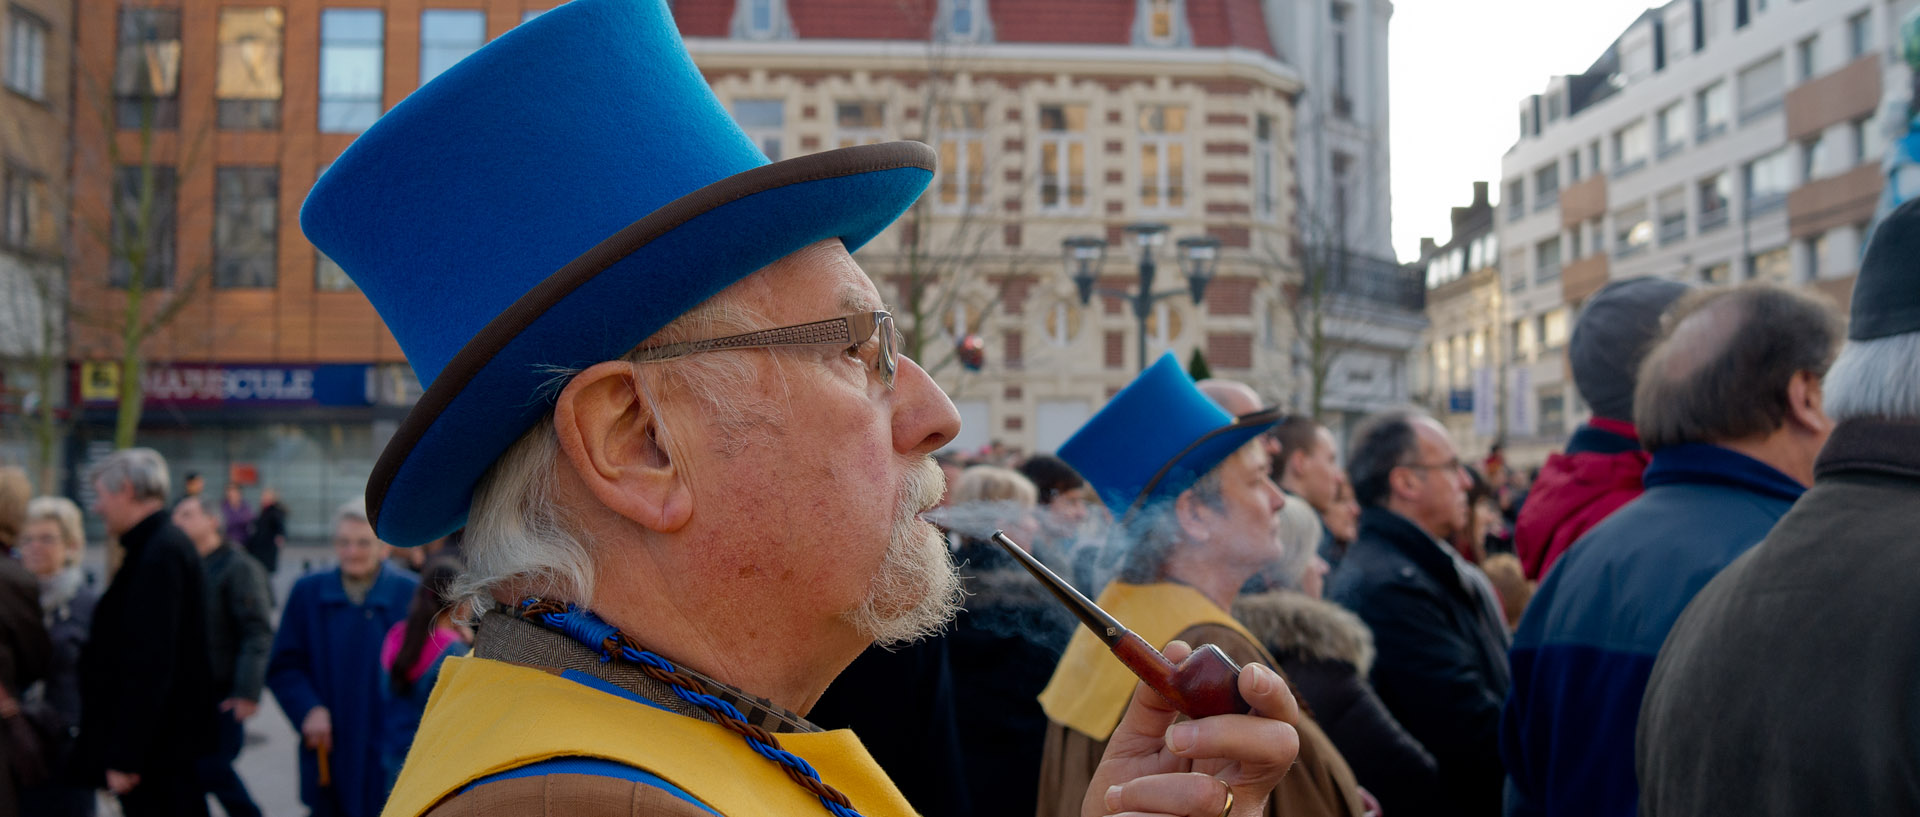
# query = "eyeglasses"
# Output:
<box><xmin>1400</xmin><ymin>457</ymin><xmax>1463</xmax><ymax>474</ymax></box>
<box><xmin>630</xmin><ymin>311</ymin><xmax>899</xmax><ymax>390</ymax></box>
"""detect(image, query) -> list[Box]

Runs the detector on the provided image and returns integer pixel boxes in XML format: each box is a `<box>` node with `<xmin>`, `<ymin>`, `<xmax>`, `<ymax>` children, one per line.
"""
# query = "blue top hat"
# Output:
<box><xmin>302</xmin><ymin>0</ymin><xmax>934</xmax><ymax>546</ymax></box>
<box><xmin>1058</xmin><ymin>353</ymin><xmax>1280</xmax><ymax>516</ymax></box>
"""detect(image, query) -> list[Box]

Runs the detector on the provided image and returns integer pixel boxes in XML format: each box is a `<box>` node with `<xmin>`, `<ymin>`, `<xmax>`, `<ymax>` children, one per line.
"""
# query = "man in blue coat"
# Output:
<box><xmin>267</xmin><ymin>498</ymin><xmax>417</xmax><ymax>817</ymax></box>
<box><xmin>1500</xmin><ymin>282</ymin><xmax>1840</xmax><ymax>817</ymax></box>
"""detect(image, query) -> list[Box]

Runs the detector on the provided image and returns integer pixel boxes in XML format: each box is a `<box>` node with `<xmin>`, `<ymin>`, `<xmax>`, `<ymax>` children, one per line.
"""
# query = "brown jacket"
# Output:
<box><xmin>1035</xmin><ymin>622</ymin><xmax>1367</xmax><ymax>817</ymax></box>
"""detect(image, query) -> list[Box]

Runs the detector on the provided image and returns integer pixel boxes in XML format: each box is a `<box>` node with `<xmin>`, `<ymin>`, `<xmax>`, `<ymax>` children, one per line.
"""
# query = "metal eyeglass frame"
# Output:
<box><xmin>629</xmin><ymin>311</ymin><xmax>899</xmax><ymax>390</ymax></box>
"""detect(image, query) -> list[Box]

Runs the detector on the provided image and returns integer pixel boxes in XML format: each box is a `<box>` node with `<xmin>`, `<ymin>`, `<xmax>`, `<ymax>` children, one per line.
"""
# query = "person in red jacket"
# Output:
<box><xmin>1514</xmin><ymin>277</ymin><xmax>1691</xmax><ymax>580</ymax></box>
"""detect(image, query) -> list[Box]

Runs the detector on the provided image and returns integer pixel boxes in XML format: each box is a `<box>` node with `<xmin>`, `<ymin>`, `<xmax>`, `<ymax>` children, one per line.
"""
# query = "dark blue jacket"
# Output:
<box><xmin>1501</xmin><ymin>444</ymin><xmax>1804</xmax><ymax>817</ymax></box>
<box><xmin>1328</xmin><ymin>507</ymin><xmax>1511</xmax><ymax>817</ymax></box>
<box><xmin>267</xmin><ymin>564</ymin><xmax>417</xmax><ymax>817</ymax></box>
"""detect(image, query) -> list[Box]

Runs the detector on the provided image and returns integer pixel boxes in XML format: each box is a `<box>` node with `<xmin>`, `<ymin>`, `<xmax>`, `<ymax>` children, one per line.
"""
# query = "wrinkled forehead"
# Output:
<box><xmin>725</xmin><ymin>239</ymin><xmax>886</xmax><ymax>316</ymax></box>
<box><xmin>1412</xmin><ymin>417</ymin><xmax>1456</xmax><ymax>460</ymax></box>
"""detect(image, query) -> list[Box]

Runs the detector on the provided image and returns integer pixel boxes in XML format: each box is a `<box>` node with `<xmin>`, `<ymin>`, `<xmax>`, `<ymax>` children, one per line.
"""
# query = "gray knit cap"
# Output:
<box><xmin>1569</xmin><ymin>277</ymin><xmax>1693</xmax><ymax>422</ymax></box>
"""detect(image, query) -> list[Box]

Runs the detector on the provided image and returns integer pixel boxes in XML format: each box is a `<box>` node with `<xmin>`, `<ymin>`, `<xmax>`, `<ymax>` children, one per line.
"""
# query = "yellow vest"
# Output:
<box><xmin>383</xmin><ymin>656</ymin><xmax>918</xmax><ymax>817</ymax></box>
<box><xmin>1036</xmin><ymin>581</ymin><xmax>1261</xmax><ymax>742</ymax></box>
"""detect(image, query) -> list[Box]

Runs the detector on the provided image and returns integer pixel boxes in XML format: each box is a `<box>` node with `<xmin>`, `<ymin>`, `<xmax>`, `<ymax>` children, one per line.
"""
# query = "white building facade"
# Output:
<box><xmin>1498</xmin><ymin>0</ymin><xmax>1888</xmax><ymax>465</ymax></box>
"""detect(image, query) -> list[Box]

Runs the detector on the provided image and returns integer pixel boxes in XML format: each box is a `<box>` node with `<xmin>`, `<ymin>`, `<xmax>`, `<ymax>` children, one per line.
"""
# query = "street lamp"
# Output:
<box><xmin>1062</xmin><ymin>224</ymin><xmax>1221</xmax><ymax>372</ymax></box>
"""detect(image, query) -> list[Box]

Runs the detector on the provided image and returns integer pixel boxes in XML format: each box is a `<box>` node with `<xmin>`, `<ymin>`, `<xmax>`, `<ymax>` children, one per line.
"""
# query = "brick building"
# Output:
<box><xmin>1</xmin><ymin>0</ymin><xmax>73</xmax><ymax>477</ymax></box>
<box><xmin>677</xmin><ymin>0</ymin><xmax>1308</xmax><ymax>455</ymax></box>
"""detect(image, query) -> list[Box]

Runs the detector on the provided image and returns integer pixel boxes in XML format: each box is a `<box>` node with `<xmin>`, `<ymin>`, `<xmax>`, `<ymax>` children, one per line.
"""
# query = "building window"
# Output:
<box><xmin>1848</xmin><ymin>12</ymin><xmax>1870</xmax><ymax>60</ymax></box>
<box><xmin>421</xmin><ymin>10</ymin><xmax>485</xmax><ymax>86</ymax></box>
<box><xmin>1540</xmin><ymin>392</ymin><xmax>1566</xmax><ymax>437</ymax></box>
<box><xmin>936</xmin><ymin>102</ymin><xmax>987</xmax><ymax>211</ymax></box>
<box><xmin>1802</xmin><ymin>134</ymin><xmax>1834</xmax><ymax>181</ymax></box>
<box><xmin>1735</xmin><ymin>0</ymin><xmax>1751</xmax><ymax>29</ymax></box>
<box><xmin>1612</xmin><ymin>119</ymin><xmax>1650</xmax><ymax>175</ymax></box>
<box><xmin>1532</xmin><ymin>163</ymin><xmax>1559</xmax><ymax>209</ymax></box>
<box><xmin>1698</xmin><ymin>173</ymin><xmax>1731</xmax><ymax>231</ymax></box>
<box><xmin>1141</xmin><ymin>0</ymin><xmax>1179</xmax><ymax>45</ymax></box>
<box><xmin>1614</xmin><ymin>203</ymin><xmax>1652</xmax><ymax>257</ymax></box>
<box><xmin>1849</xmin><ymin>116</ymin><xmax>1873</xmax><ymax>168</ymax></box>
<box><xmin>215</xmin><ymin>9</ymin><xmax>284</xmax><ymax>130</ymax></box>
<box><xmin>834</xmin><ymin>101</ymin><xmax>886</xmax><ymax>148</ymax></box>
<box><xmin>1546</xmin><ymin>92</ymin><xmax>1564</xmax><ymax>124</ymax></box>
<box><xmin>738</xmin><ymin>0</ymin><xmax>785</xmax><ymax>39</ymax></box>
<box><xmin>320</xmin><ymin>9</ymin><xmax>384</xmax><ymax>133</ymax></box>
<box><xmin>1534</xmin><ymin>237</ymin><xmax>1561</xmax><ymax>284</ymax></box>
<box><xmin>1657</xmin><ymin>187</ymin><xmax>1687</xmax><ymax>244</ymax></box>
<box><xmin>1656</xmin><ymin>101</ymin><xmax>1688</xmax><ymax>156</ymax></box>
<box><xmin>115</xmin><ymin>8</ymin><xmax>182</xmax><ymax>129</ymax></box>
<box><xmin>110</xmin><ymin>165</ymin><xmax>178</xmax><ymax>288</ymax></box>
<box><xmin>1700</xmin><ymin>261</ymin><xmax>1731</xmax><ymax>284</ymax></box>
<box><xmin>1736</xmin><ymin>53</ymin><xmax>1785</xmax><ymax>123</ymax></box>
<box><xmin>1696</xmin><ymin>81</ymin><xmax>1731</xmax><ymax>142</ymax></box>
<box><xmin>2</xmin><ymin>164</ymin><xmax>38</xmax><ymax>248</ymax></box>
<box><xmin>1568</xmin><ymin>149</ymin><xmax>1583</xmax><ymax>182</ymax></box>
<box><xmin>1505</xmin><ymin>178</ymin><xmax>1524</xmax><ymax>221</ymax></box>
<box><xmin>521</xmin><ymin>9</ymin><xmax>546</xmax><ymax>23</ymax></box>
<box><xmin>1569</xmin><ymin>224</ymin><xmax>1585</xmax><ymax>259</ymax></box>
<box><xmin>731</xmin><ymin>99</ymin><xmax>784</xmax><ymax>161</ymax></box>
<box><xmin>939</xmin><ymin>0</ymin><xmax>986</xmax><ymax>41</ymax></box>
<box><xmin>1744</xmin><ymin>148</ymin><xmax>1791</xmax><ymax>216</ymax></box>
<box><xmin>214</xmin><ymin>168</ymin><xmax>278</xmax><ymax>288</ymax></box>
<box><xmin>1588</xmin><ymin>140</ymin><xmax>1603</xmax><ymax>175</ymax></box>
<box><xmin>1796</xmin><ymin>35</ymin><xmax>1818</xmax><ymax>81</ymax></box>
<box><xmin>1138</xmin><ymin>104</ymin><xmax>1187</xmax><ymax>212</ymax></box>
<box><xmin>5</xmin><ymin>7</ymin><xmax>47</xmax><ymax>100</ymax></box>
<box><xmin>1542</xmin><ymin>308</ymin><xmax>1569</xmax><ymax>350</ymax></box>
<box><xmin>1255</xmin><ymin>114</ymin><xmax>1277</xmax><ymax>220</ymax></box>
<box><xmin>1331</xmin><ymin>1</ymin><xmax>1352</xmax><ymax>117</ymax></box>
<box><xmin>1805</xmin><ymin>232</ymin><xmax>1828</xmax><ymax>280</ymax></box>
<box><xmin>316</xmin><ymin>251</ymin><xmax>354</xmax><ymax>291</ymax></box>
<box><xmin>1749</xmin><ymin>246</ymin><xmax>1791</xmax><ymax>284</ymax></box>
<box><xmin>1037</xmin><ymin>103</ymin><xmax>1087</xmax><ymax>211</ymax></box>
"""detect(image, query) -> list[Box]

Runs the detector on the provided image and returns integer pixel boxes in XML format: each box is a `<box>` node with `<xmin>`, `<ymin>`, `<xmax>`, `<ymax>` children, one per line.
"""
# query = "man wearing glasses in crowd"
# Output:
<box><xmin>1327</xmin><ymin>412</ymin><xmax>1511</xmax><ymax>817</ymax></box>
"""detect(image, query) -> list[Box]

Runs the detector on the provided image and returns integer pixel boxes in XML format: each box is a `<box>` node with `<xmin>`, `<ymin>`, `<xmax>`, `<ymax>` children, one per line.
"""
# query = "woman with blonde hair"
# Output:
<box><xmin>17</xmin><ymin>496</ymin><xmax>90</xmax><ymax>815</ymax></box>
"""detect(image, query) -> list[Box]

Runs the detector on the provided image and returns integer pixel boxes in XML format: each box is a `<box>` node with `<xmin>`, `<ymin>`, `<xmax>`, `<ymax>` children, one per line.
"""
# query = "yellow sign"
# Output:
<box><xmin>80</xmin><ymin>362</ymin><xmax>120</xmax><ymax>402</ymax></box>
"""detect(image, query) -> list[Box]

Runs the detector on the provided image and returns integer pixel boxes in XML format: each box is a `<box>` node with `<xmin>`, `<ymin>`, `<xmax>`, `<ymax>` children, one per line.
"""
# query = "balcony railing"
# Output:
<box><xmin>1309</xmin><ymin>246</ymin><xmax>1426</xmax><ymax>312</ymax></box>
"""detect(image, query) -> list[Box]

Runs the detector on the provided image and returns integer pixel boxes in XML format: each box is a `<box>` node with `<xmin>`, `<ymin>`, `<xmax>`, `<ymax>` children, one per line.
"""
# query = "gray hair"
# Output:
<box><xmin>453</xmin><ymin>294</ymin><xmax>776</xmax><ymax>615</ymax></box>
<box><xmin>1118</xmin><ymin>467</ymin><xmax>1226</xmax><ymax>584</ymax></box>
<box><xmin>88</xmin><ymin>448</ymin><xmax>170</xmax><ymax>503</ymax></box>
<box><xmin>25</xmin><ymin>496</ymin><xmax>86</xmax><ymax>566</ymax></box>
<box><xmin>334</xmin><ymin>496</ymin><xmax>372</xmax><ymax>531</ymax></box>
<box><xmin>952</xmin><ymin>466</ymin><xmax>1038</xmax><ymax>507</ymax></box>
<box><xmin>1822</xmin><ymin>333</ymin><xmax>1920</xmax><ymax>423</ymax></box>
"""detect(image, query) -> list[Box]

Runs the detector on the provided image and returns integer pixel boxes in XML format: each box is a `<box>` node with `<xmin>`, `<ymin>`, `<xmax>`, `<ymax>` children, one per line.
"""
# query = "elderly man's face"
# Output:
<box><xmin>1406</xmin><ymin>418</ymin><xmax>1471</xmax><ymax>540</ymax></box>
<box><xmin>334</xmin><ymin>516</ymin><xmax>389</xmax><ymax>582</ymax></box>
<box><xmin>666</xmin><ymin>241</ymin><xmax>963</xmax><ymax>647</ymax></box>
<box><xmin>1293</xmin><ymin>428</ymin><xmax>1343</xmax><ymax>514</ymax></box>
<box><xmin>1197</xmin><ymin>442</ymin><xmax>1286</xmax><ymax>567</ymax></box>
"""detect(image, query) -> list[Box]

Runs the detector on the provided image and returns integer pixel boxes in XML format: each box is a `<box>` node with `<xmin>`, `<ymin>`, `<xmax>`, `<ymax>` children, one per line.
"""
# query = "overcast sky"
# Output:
<box><xmin>1388</xmin><ymin>0</ymin><xmax>1659</xmax><ymax>260</ymax></box>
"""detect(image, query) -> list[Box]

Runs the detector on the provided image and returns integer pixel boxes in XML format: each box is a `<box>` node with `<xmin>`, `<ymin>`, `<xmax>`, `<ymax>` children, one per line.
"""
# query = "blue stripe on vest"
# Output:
<box><xmin>455</xmin><ymin>670</ymin><xmax>721</xmax><ymax>816</ymax></box>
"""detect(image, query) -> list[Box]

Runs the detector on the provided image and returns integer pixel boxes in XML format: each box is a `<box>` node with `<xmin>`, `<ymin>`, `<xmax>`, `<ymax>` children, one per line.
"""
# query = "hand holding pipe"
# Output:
<box><xmin>989</xmin><ymin>531</ymin><xmax>1251</xmax><ymax>719</ymax></box>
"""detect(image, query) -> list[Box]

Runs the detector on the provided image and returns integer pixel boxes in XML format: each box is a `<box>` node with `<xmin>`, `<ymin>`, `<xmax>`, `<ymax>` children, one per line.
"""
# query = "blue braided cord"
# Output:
<box><xmin>520</xmin><ymin>599</ymin><xmax>866</xmax><ymax>817</ymax></box>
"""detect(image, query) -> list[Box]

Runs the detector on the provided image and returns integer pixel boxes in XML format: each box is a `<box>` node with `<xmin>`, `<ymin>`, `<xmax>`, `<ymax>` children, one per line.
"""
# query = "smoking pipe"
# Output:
<box><xmin>989</xmin><ymin>531</ymin><xmax>1251</xmax><ymax>720</ymax></box>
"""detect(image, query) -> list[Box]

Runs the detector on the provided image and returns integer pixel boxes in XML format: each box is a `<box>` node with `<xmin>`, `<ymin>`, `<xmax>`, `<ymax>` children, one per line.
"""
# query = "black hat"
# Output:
<box><xmin>1849</xmin><ymin>198</ymin><xmax>1920</xmax><ymax>340</ymax></box>
<box><xmin>1569</xmin><ymin>276</ymin><xmax>1693</xmax><ymax>422</ymax></box>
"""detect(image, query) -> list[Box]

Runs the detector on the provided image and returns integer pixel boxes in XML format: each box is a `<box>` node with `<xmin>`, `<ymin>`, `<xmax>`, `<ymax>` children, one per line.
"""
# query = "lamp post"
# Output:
<box><xmin>1061</xmin><ymin>225</ymin><xmax>1222</xmax><ymax>372</ymax></box>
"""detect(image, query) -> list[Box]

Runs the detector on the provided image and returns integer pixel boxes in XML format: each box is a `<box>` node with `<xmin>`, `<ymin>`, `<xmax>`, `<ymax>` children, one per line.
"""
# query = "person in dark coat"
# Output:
<box><xmin>17</xmin><ymin>496</ymin><xmax>98</xmax><ymax>817</ymax></box>
<box><xmin>267</xmin><ymin>498</ymin><xmax>417</xmax><ymax>817</ymax></box>
<box><xmin>1504</xmin><ymin>283</ymin><xmax>1839</xmax><ymax>817</ymax></box>
<box><xmin>1636</xmin><ymin>199</ymin><xmax>1920</xmax><ymax>816</ymax></box>
<box><xmin>245</xmin><ymin>488</ymin><xmax>287</xmax><ymax>576</ymax></box>
<box><xmin>1326</xmin><ymin>410</ymin><xmax>1510</xmax><ymax>817</ymax></box>
<box><xmin>174</xmin><ymin>494</ymin><xmax>274</xmax><ymax>817</ymax></box>
<box><xmin>1512</xmin><ymin>278</ymin><xmax>1691</xmax><ymax>582</ymax></box>
<box><xmin>74</xmin><ymin>448</ymin><xmax>215</xmax><ymax>817</ymax></box>
<box><xmin>0</xmin><ymin>469</ymin><xmax>51</xmax><ymax>817</ymax></box>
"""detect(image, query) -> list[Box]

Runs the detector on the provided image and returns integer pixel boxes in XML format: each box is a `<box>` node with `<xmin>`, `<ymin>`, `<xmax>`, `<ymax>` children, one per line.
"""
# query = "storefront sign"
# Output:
<box><xmin>77</xmin><ymin>362</ymin><xmax>375</xmax><ymax>407</ymax></box>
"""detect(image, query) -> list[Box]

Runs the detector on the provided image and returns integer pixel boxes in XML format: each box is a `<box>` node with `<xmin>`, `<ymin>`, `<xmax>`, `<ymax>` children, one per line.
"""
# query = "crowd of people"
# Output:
<box><xmin>0</xmin><ymin>450</ymin><xmax>475</xmax><ymax>817</ymax></box>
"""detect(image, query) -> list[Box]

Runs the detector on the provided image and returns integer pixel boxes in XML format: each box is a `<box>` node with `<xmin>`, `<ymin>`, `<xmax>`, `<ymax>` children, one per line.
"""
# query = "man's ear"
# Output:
<box><xmin>1387</xmin><ymin>465</ymin><xmax>1418</xmax><ymax>505</ymax></box>
<box><xmin>1173</xmin><ymin>489</ymin><xmax>1214</xmax><ymax>544</ymax></box>
<box><xmin>551</xmin><ymin>362</ymin><xmax>694</xmax><ymax>534</ymax></box>
<box><xmin>1787</xmin><ymin>370</ymin><xmax>1831</xmax><ymax>437</ymax></box>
